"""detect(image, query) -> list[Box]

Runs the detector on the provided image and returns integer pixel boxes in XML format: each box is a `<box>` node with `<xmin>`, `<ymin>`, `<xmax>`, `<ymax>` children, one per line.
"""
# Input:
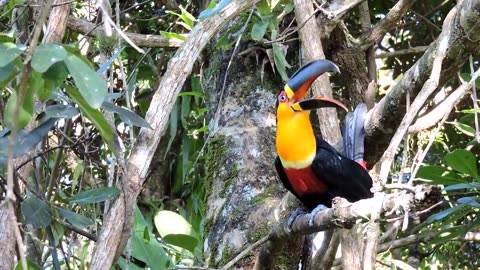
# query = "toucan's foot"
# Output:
<box><xmin>308</xmin><ymin>204</ymin><xmax>328</xmax><ymax>227</ymax></box>
<box><xmin>287</xmin><ymin>207</ymin><xmax>309</xmax><ymax>232</ymax></box>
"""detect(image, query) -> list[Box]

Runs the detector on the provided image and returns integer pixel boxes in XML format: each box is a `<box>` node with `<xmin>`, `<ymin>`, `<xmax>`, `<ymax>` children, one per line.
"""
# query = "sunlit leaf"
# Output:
<box><xmin>154</xmin><ymin>210</ymin><xmax>193</xmax><ymax>237</ymax></box>
<box><xmin>68</xmin><ymin>187</ymin><xmax>120</xmax><ymax>205</ymax></box>
<box><xmin>160</xmin><ymin>31</ymin><xmax>186</xmax><ymax>41</ymax></box>
<box><xmin>55</xmin><ymin>207</ymin><xmax>94</xmax><ymax>229</ymax></box>
<box><xmin>448</xmin><ymin>121</ymin><xmax>476</xmax><ymax>137</ymax></box>
<box><xmin>64</xmin><ymin>54</ymin><xmax>107</xmax><ymax>109</ymax></box>
<box><xmin>444</xmin><ymin>149</ymin><xmax>479</xmax><ymax>178</ymax></box>
<box><xmin>31</xmin><ymin>44</ymin><xmax>68</xmax><ymax>72</ymax></box>
<box><xmin>21</xmin><ymin>197</ymin><xmax>52</xmax><ymax>229</ymax></box>
<box><xmin>102</xmin><ymin>101</ymin><xmax>152</xmax><ymax>129</ymax></box>
<box><xmin>0</xmin><ymin>42</ymin><xmax>25</xmax><ymax>68</ymax></box>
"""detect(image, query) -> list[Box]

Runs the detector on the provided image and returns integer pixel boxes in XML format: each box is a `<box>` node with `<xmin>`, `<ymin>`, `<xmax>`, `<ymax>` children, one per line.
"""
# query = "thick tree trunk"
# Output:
<box><xmin>202</xmin><ymin>49</ymin><xmax>303</xmax><ymax>268</ymax></box>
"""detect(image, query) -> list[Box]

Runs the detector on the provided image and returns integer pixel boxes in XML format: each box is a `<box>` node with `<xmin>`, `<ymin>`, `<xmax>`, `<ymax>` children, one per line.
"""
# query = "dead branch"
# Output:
<box><xmin>67</xmin><ymin>16</ymin><xmax>184</xmax><ymax>48</ymax></box>
<box><xmin>375</xmin><ymin>46</ymin><xmax>429</xmax><ymax>58</ymax></box>
<box><xmin>409</xmin><ymin>83</ymin><xmax>473</xmax><ymax>133</ymax></box>
<box><xmin>358</xmin><ymin>0</ymin><xmax>415</xmax><ymax>50</ymax></box>
<box><xmin>88</xmin><ymin>1</ymin><xmax>255</xmax><ymax>268</ymax></box>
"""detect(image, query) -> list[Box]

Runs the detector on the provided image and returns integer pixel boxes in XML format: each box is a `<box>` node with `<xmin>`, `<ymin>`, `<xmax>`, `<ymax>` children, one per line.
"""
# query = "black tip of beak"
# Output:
<box><xmin>287</xmin><ymin>59</ymin><xmax>339</xmax><ymax>92</ymax></box>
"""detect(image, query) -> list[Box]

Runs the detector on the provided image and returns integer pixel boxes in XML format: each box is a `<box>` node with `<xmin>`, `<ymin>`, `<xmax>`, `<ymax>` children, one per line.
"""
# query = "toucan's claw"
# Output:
<box><xmin>287</xmin><ymin>207</ymin><xmax>310</xmax><ymax>232</ymax></box>
<box><xmin>308</xmin><ymin>204</ymin><xmax>328</xmax><ymax>227</ymax></box>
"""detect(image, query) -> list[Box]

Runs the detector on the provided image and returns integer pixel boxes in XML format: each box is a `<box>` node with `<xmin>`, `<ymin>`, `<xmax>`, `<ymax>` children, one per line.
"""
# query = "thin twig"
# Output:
<box><xmin>221</xmin><ymin>236</ymin><xmax>269</xmax><ymax>270</ymax></box>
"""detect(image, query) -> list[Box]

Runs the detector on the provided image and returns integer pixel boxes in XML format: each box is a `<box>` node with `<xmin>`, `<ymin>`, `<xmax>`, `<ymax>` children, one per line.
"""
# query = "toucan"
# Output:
<box><xmin>275</xmin><ymin>59</ymin><xmax>373</xmax><ymax>218</ymax></box>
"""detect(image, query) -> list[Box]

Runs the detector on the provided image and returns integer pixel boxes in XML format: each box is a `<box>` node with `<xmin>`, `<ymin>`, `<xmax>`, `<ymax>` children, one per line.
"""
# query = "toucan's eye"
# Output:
<box><xmin>278</xmin><ymin>91</ymin><xmax>287</xmax><ymax>103</ymax></box>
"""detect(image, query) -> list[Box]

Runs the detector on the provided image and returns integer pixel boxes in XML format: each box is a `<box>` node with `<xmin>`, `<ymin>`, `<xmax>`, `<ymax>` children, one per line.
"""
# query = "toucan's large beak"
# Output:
<box><xmin>291</xmin><ymin>96</ymin><xmax>348</xmax><ymax>112</ymax></box>
<box><xmin>284</xmin><ymin>59</ymin><xmax>340</xmax><ymax>102</ymax></box>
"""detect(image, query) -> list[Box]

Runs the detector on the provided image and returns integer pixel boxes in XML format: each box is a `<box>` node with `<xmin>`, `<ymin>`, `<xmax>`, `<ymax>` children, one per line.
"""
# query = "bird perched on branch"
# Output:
<box><xmin>274</xmin><ymin>59</ymin><xmax>373</xmax><ymax>224</ymax></box>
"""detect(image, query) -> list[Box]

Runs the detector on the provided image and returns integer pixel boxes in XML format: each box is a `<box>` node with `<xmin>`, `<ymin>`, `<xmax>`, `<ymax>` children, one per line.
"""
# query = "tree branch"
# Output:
<box><xmin>67</xmin><ymin>16</ymin><xmax>184</xmax><ymax>48</ymax></box>
<box><xmin>365</xmin><ymin>0</ymin><xmax>480</xmax><ymax>165</ymax></box>
<box><xmin>88</xmin><ymin>1</ymin><xmax>255</xmax><ymax>268</ymax></box>
<box><xmin>358</xmin><ymin>0</ymin><xmax>415</xmax><ymax>50</ymax></box>
<box><xmin>375</xmin><ymin>46</ymin><xmax>429</xmax><ymax>58</ymax></box>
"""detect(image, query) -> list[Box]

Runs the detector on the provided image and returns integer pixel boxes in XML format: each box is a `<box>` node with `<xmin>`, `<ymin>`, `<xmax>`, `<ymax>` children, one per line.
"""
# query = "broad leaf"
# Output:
<box><xmin>68</xmin><ymin>187</ymin><xmax>120</xmax><ymax>205</ymax></box>
<box><xmin>444</xmin><ymin>149</ymin><xmax>479</xmax><ymax>178</ymax></box>
<box><xmin>160</xmin><ymin>31</ymin><xmax>186</xmax><ymax>41</ymax></box>
<box><xmin>0</xmin><ymin>42</ymin><xmax>25</xmax><ymax>67</ymax></box>
<box><xmin>55</xmin><ymin>207</ymin><xmax>94</xmax><ymax>229</ymax></box>
<box><xmin>449</xmin><ymin>121</ymin><xmax>475</xmax><ymax>137</ymax></box>
<box><xmin>416</xmin><ymin>165</ymin><xmax>465</xmax><ymax>185</ymax></box>
<box><xmin>444</xmin><ymin>182</ymin><xmax>480</xmax><ymax>191</ymax></box>
<box><xmin>251</xmin><ymin>21</ymin><xmax>269</xmax><ymax>41</ymax></box>
<box><xmin>31</xmin><ymin>44</ymin><xmax>68</xmax><ymax>72</ymax></box>
<box><xmin>64</xmin><ymin>54</ymin><xmax>107</xmax><ymax>109</ymax></box>
<box><xmin>21</xmin><ymin>197</ymin><xmax>52</xmax><ymax>229</ymax></box>
<box><xmin>102</xmin><ymin>101</ymin><xmax>152</xmax><ymax>129</ymax></box>
<box><xmin>14</xmin><ymin>258</ymin><xmax>42</xmax><ymax>270</ymax></box>
<box><xmin>66</xmin><ymin>86</ymin><xmax>116</xmax><ymax>152</ymax></box>
<box><xmin>271</xmin><ymin>30</ymin><xmax>290</xmax><ymax>81</ymax></box>
<box><xmin>163</xmin><ymin>234</ymin><xmax>198</xmax><ymax>253</ymax></box>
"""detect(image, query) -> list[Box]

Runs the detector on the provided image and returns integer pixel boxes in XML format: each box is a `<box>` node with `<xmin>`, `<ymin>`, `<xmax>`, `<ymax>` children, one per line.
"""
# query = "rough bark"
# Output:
<box><xmin>202</xmin><ymin>50</ymin><xmax>303</xmax><ymax>269</ymax></box>
<box><xmin>89</xmin><ymin>1</ymin><xmax>255</xmax><ymax>268</ymax></box>
<box><xmin>365</xmin><ymin>0</ymin><xmax>480</xmax><ymax>165</ymax></box>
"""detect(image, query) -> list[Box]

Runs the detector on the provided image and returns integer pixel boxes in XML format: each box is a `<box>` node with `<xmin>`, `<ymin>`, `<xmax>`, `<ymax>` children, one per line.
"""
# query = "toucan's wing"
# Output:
<box><xmin>342</xmin><ymin>103</ymin><xmax>367</xmax><ymax>164</ymax></box>
<box><xmin>311</xmin><ymin>139</ymin><xmax>373</xmax><ymax>202</ymax></box>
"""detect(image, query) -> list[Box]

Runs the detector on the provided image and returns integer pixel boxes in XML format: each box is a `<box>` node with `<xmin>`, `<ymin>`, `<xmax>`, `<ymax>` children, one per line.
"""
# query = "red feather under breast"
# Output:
<box><xmin>284</xmin><ymin>166</ymin><xmax>328</xmax><ymax>195</ymax></box>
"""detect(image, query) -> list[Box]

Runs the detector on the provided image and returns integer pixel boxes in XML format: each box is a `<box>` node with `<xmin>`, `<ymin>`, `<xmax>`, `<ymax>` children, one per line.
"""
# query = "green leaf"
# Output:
<box><xmin>460</xmin><ymin>73</ymin><xmax>480</xmax><ymax>88</ymax></box>
<box><xmin>163</xmin><ymin>234</ymin><xmax>198</xmax><ymax>253</ymax></box>
<box><xmin>444</xmin><ymin>149</ymin><xmax>479</xmax><ymax>178</ymax></box>
<box><xmin>0</xmin><ymin>61</ymin><xmax>20</xmax><ymax>89</ymax></box>
<box><xmin>0</xmin><ymin>42</ymin><xmax>25</xmax><ymax>68</ymax></box>
<box><xmin>44</xmin><ymin>104</ymin><xmax>79</xmax><ymax>119</ymax></box>
<box><xmin>271</xmin><ymin>30</ymin><xmax>290</xmax><ymax>81</ymax></box>
<box><xmin>21</xmin><ymin>197</ymin><xmax>52</xmax><ymax>229</ymax></box>
<box><xmin>68</xmin><ymin>187</ymin><xmax>120</xmax><ymax>205</ymax></box>
<box><xmin>102</xmin><ymin>101</ymin><xmax>152</xmax><ymax>129</ymax></box>
<box><xmin>425</xmin><ymin>204</ymin><xmax>466</xmax><ymax>224</ymax></box>
<box><xmin>0</xmin><ymin>119</ymin><xmax>57</xmax><ymax>166</ymax></box>
<box><xmin>31</xmin><ymin>44</ymin><xmax>68</xmax><ymax>72</ymax></box>
<box><xmin>55</xmin><ymin>207</ymin><xmax>94</xmax><ymax>229</ymax></box>
<box><xmin>64</xmin><ymin>54</ymin><xmax>107</xmax><ymax>109</ymax></box>
<box><xmin>159</xmin><ymin>31</ymin><xmax>186</xmax><ymax>41</ymax></box>
<box><xmin>66</xmin><ymin>86</ymin><xmax>116</xmax><ymax>153</ymax></box>
<box><xmin>179</xmin><ymin>6</ymin><xmax>196</xmax><ymax>30</ymax></box>
<box><xmin>457</xmin><ymin>196</ymin><xmax>480</xmax><ymax>207</ymax></box>
<box><xmin>251</xmin><ymin>21</ymin><xmax>269</xmax><ymax>41</ymax></box>
<box><xmin>270</xmin><ymin>0</ymin><xmax>281</xmax><ymax>9</ymax></box>
<box><xmin>448</xmin><ymin>121</ymin><xmax>476</xmax><ymax>137</ymax></box>
<box><xmin>416</xmin><ymin>165</ymin><xmax>465</xmax><ymax>185</ymax></box>
<box><xmin>154</xmin><ymin>210</ymin><xmax>193</xmax><ymax>237</ymax></box>
<box><xmin>14</xmin><ymin>257</ymin><xmax>42</xmax><ymax>270</ymax></box>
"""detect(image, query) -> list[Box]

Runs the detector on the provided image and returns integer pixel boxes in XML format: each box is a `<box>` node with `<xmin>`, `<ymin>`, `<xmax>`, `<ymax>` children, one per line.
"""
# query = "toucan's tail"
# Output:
<box><xmin>343</xmin><ymin>103</ymin><xmax>368</xmax><ymax>169</ymax></box>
